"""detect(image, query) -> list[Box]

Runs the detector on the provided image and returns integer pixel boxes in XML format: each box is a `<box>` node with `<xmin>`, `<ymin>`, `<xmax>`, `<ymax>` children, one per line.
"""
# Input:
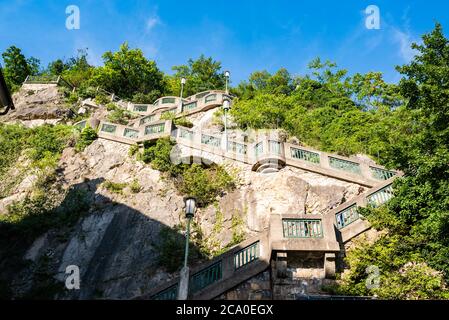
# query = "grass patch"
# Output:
<box><xmin>102</xmin><ymin>180</ymin><xmax>127</xmax><ymax>194</ymax></box>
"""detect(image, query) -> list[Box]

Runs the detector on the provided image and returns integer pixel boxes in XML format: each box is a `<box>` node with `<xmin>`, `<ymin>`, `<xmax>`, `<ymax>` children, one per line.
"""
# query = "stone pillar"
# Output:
<box><xmin>324</xmin><ymin>253</ymin><xmax>336</xmax><ymax>279</ymax></box>
<box><xmin>276</xmin><ymin>252</ymin><xmax>288</xmax><ymax>279</ymax></box>
<box><xmin>177</xmin><ymin>266</ymin><xmax>190</xmax><ymax>300</ymax></box>
<box><xmin>89</xmin><ymin>118</ymin><xmax>100</xmax><ymax>130</ymax></box>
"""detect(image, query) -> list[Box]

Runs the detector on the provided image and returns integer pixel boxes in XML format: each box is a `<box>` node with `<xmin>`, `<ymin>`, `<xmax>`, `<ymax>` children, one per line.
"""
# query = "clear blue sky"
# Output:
<box><xmin>1</xmin><ymin>0</ymin><xmax>448</xmax><ymax>85</ymax></box>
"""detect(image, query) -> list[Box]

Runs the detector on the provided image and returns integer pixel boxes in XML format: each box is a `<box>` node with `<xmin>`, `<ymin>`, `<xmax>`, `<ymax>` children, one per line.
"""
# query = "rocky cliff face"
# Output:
<box><xmin>0</xmin><ymin>136</ymin><xmax>365</xmax><ymax>299</ymax></box>
<box><xmin>4</xmin><ymin>84</ymin><xmax>73</xmax><ymax>125</ymax></box>
<box><xmin>0</xmin><ymin>88</ymin><xmax>368</xmax><ymax>299</ymax></box>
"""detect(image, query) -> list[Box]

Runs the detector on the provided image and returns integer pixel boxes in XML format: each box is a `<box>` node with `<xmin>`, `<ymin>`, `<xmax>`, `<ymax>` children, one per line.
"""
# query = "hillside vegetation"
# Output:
<box><xmin>1</xmin><ymin>23</ymin><xmax>449</xmax><ymax>299</ymax></box>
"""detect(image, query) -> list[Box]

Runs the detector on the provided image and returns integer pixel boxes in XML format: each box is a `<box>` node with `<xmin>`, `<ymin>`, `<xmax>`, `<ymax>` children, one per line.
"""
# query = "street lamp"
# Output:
<box><xmin>0</xmin><ymin>65</ymin><xmax>15</xmax><ymax>115</ymax></box>
<box><xmin>178</xmin><ymin>196</ymin><xmax>197</xmax><ymax>300</ymax></box>
<box><xmin>179</xmin><ymin>77</ymin><xmax>186</xmax><ymax>113</ymax></box>
<box><xmin>224</xmin><ymin>70</ymin><xmax>230</xmax><ymax>94</ymax></box>
<box><xmin>180</xmin><ymin>77</ymin><xmax>186</xmax><ymax>98</ymax></box>
<box><xmin>222</xmin><ymin>99</ymin><xmax>231</xmax><ymax>151</ymax></box>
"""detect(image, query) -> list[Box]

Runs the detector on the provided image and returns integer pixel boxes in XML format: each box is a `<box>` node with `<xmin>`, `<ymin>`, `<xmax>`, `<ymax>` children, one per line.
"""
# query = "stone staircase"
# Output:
<box><xmin>131</xmin><ymin>176</ymin><xmax>397</xmax><ymax>300</ymax></box>
<box><xmin>73</xmin><ymin>90</ymin><xmax>401</xmax><ymax>300</ymax></box>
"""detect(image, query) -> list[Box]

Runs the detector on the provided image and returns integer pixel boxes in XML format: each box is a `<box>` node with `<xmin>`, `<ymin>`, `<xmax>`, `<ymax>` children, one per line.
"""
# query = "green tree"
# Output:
<box><xmin>46</xmin><ymin>59</ymin><xmax>67</xmax><ymax>76</ymax></box>
<box><xmin>170</xmin><ymin>55</ymin><xmax>226</xmax><ymax>97</ymax></box>
<box><xmin>1</xmin><ymin>46</ymin><xmax>40</xmax><ymax>91</ymax></box>
<box><xmin>90</xmin><ymin>42</ymin><xmax>166</xmax><ymax>101</ymax></box>
<box><xmin>57</xmin><ymin>49</ymin><xmax>94</xmax><ymax>91</ymax></box>
<box><xmin>333</xmin><ymin>23</ymin><xmax>449</xmax><ymax>299</ymax></box>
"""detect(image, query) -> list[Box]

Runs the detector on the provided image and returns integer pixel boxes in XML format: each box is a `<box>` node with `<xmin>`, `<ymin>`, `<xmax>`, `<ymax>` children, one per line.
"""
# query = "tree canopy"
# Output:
<box><xmin>1</xmin><ymin>23</ymin><xmax>449</xmax><ymax>299</ymax></box>
<box><xmin>89</xmin><ymin>42</ymin><xmax>166</xmax><ymax>103</ymax></box>
<box><xmin>169</xmin><ymin>54</ymin><xmax>226</xmax><ymax>97</ymax></box>
<box><xmin>1</xmin><ymin>46</ymin><xmax>40</xmax><ymax>92</ymax></box>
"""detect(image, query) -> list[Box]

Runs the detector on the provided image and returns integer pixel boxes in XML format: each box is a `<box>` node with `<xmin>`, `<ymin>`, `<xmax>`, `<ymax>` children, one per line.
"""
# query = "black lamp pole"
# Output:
<box><xmin>0</xmin><ymin>65</ymin><xmax>15</xmax><ymax>115</ymax></box>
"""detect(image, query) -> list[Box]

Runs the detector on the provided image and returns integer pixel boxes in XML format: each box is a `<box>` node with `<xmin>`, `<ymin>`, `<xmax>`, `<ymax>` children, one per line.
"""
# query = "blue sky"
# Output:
<box><xmin>1</xmin><ymin>0</ymin><xmax>449</xmax><ymax>85</ymax></box>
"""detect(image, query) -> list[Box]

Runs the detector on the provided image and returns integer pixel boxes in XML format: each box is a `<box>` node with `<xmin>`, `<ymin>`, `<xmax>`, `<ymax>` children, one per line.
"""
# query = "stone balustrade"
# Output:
<box><xmin>94</xmin><ymin>119</ymin><xmax>173</xmax><ymax>145</ymax></box>
<box><xmin>328</xmin><ymin>178</ymin><xmax>397</xmax><ymax>243</ymax></box>
<box><xmin>73</xmin><ymin>90</ymin><xmax>402</xmax><ymax>300</ymax></box>
<box><xmin>125</xmin><ymin>90</ymin><xmax>232</xmax><ymax>119</ymax></box>
<box><xmin>136</xmin><ymin>231</ymin><xmax>271</xmax><ymax>300</ymax></box>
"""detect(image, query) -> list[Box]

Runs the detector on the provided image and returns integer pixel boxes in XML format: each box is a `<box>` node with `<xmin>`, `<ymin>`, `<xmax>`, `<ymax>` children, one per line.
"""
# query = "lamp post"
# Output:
<box><xmin>224</xmin><ymin>70</ymin><xmax>230</xmax><ymax>94</ymax></box>
<box><xmin>222</xmin><ymin>99</ymin><xmax>231</xmax><ymax>151</ymax></box>
<box><xmin>0</xmin><ymin>65</ymin><xmax>15</xmax><ymax>115</ymax></box>
<box><xmin>178</xmin><ymin>196</ymin><xmax>197</xmax><ymax>300</ymax></box>
<box><xmin>179</xmin><ymin>77</ymin><xmax>186</xmax><ymax>113</ymax></box>
<box><xmin>180</xmin><ymin>77</ymin><xmax>186</xmax><ymax>98</ymax></box>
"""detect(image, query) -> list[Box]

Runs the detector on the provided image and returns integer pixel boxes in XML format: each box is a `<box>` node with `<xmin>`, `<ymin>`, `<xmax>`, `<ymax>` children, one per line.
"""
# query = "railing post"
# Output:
<box><xmin>177</xmin><ymin>266</ymin><xmax>190</xmax><ymax>300</ymax></box>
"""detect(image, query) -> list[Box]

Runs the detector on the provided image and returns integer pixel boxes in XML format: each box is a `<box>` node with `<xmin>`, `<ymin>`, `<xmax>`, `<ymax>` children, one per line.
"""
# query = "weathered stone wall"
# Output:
<box><xmin>216</xmin><ymin>270</ymin><xmax>272</xmax><ymax>300</ymax></box>
<box><xmin>0</xmin><ymin>95</ymin><xmax>370</xmax><ymax>299</ymax></box>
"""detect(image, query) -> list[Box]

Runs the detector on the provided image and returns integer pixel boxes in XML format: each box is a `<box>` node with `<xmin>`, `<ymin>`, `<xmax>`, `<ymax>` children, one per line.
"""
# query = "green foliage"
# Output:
<box><xmin>179</xmin><ymin>164</ymin><xmax>234</xmax><ymax>207</ymax></box>
<box><xmin>1</xmin><ymin>45</ymin><xmax>40</xmax><ymax>91</ymax></box>
<box><xmin>75</xmin><ymin>125</ymin><xmax>97</xmax><ymax>152</ymax></box>
<box><xmin>232</xmin><ymin>68</ymin><xmax>295</xmax><ymax>99</ymax></box>
<box><xmin>132</xmin><ymin>91</ymin><xmax>159</xmax><ymax>104</ymax></box>
<box><xmin>140</xmin><ymin>138</ymin><xmax>179</xmax><ymax>174</ymax></box>
<box><xmin>330</xmin><ymin>235</ymin><xmax>449</xmax><ymax>299</ymax></box>
<box><xmin>329</xmin><ymin>23</ymin><xmax>449</xmax><ymax>299</ymax></box>
<box><xmin>174</xmin><ymin>116</ymin><xmax>194</xmax><ymax>128</ymax></box>
<box><xmin>105</xmin><ymin>103</ymin><xmax>135</xmax><ymax>125</ymax></box>
<box><xmin>128</xmin><ymin>144</ymin><xmax>139</xmax><ymax>157</ymax></box>
<box><xmin>0</xmin><ymin>124</ymin><xmax>28</xmax><ymax>183</ymax></box>
<box><xmin>140</xmin><ymin>138</ymin><xmax>234</xmax><ymax>207</ymax></box>
<box><xmin>102</xmin><ymin>180</ymin><xmax>127</xmax><ymax>195</ymax></box>
<box><xmin>26</xmin><ymin>125</ymin><xmax>74</xmax><ymax>163</ymax></box>
<box><xmin>0</xmin><ymin>185</ymin><xmax>89</xmax><ymax>245</ymax></box>
<box><xmin>46</xmin><ymin>59</ymin><xmax>67</xmax><ymax>76</ymax></box>
<box><xmin>156</xmin><ymin>223</ymin><xmax>205</xmax><ymax>273</ymax></box>
<box><xmin>66</xmin><ymin>91</ymin><xmax>80</xmax><ymax>104</ymax></box>
<box><xmin>89</xmin><ymin>42</ymin><xmax>166</xmax><ymax>100</ymax></box>
<box><xmin>0</xmin><ymin>123</ymin><xmax>74</xmax><ymax>179</ymax></box>
<box><xmin>230</xmin><ymin>211</ymin><xmax>245</xmax><ymax>244</ymax></box>
<box><xmin>50</xmin><ymin>49</ymin><xmax>93</xmax><ymax>89</ymax></box>
<box><xmin>169</xmin><ymin>55</ymin><xmax>226</xmax><ymax>96</ymax></box>
<box><xmin>94</xmin><ymin>93</ymin><xmax>110</xmax><ymax>105</ymax></box>
<box><xmin>129</xmin><ymin>179</ymin><xmax>141</xmax><ymax>193</ymax></box>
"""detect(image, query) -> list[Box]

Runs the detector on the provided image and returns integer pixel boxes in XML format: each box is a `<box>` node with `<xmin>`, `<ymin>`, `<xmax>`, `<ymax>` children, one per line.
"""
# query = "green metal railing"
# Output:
<box><xmin>366</xmin><ymin>184</ymin><xmax>394</xmax><ymax>207</ymax></box>
<box><xmin>370</xmin><ymin>167</ymin><xmax>396</xmax><ymax>180</ymax></box>
<box><xmin>74</xmin><ymin>120</ymin><xmax>87</xmax><ymax>129</ymax></box>
<box><xmin>234</xmin><ymin>242</ymin><xmax>260</xmax><ymax>270</ymax></box>
<box><xmin>196</xmin><ymin>92</ymin><xmax>210</xmax><ymax>99</ymax></box>
<box><xmin>140</xmin><ymin>114</ymin><xmax>155</xmax><ymax>125</ymax></box>
<box><xmin>283</xmin><ymin>219</ymin><xmax>323</xmax><ymax>238</ymax></box>
<box><xmin>329</xmin><ymin>157</ymin><xmax>361</xmax><ymax>175</ymax></box>
<box><xmin>335</xmin><ymin>204</ymin><xmax>359</xmax><ymax>229</ymax></box>
<box><xmin>161</xmin><ymin>108</ymin><xmax>177</xmax><ymax>116</ymax></box>
<box><xmin>227</xmin><ymin>141</ymin><xmax>248</xmax><ymax>155</ymax></box>
<box><xmin>179</xmin><ymin>128</ymin><xmax>194</xmax><ymax>140</ymax></box>
<box><xmin>145</xmin><ymin>123</ymin><xmax>165</xmax><ymax>135</ymax></box>
<box><xmin>133</xmin><ymin>104</ymin><xmax>149</xmax><ymax>112</ymax></box>
<box><xmin>291</xmin><ymin>147</ymin><xmax>320</xmax><ymax>164</ymax></box>
<box><xmin>269</xmin><ymin>140</ymin><xmax>282</xmax><ymax>155</ymax></box>
<box><xmin>101</xmin><ymin>123</ymin><xmax>117</xmax><ymax>134</ymax></box>
<box><xmin>25</xmin><ymin>75</ymin><xmax>59</xmax><ymax>84</ymax></box>
<box><xmin>190</xmin><ymin>261</ymin><xmax>222</xmax><ymax>294</ymax></box>
<box><xmin>204</xmin><ymin>94</ymin><xmax>217</xmax><ymax>103</ymax></box>
<box><xmin>254</xmin><ymin>142</ymin><xmax>264</xmax><ymax>157</ymax></box>
<box><xmin>123</xmin><ymin>128</ymin><xmax>139</xmax><ymax>138</ymax></box>
<box><xmin>182</xmin><ymin>102</ymin><xmax>197</xmax><ymax>112</ymax></box>
<box><xmin>162</xmin><ymin>97</ymin><xmax>176</xmax><ymax>104</ymax></box>
<box><xmin>151</xmin><ymin>284</ymin><xmax>178</xmax><ymax>300</ymax></box>
<box><xmin>201</xmin><ymin>134</ymin><xmax>221</xmax><ymax>147</ymax></box>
